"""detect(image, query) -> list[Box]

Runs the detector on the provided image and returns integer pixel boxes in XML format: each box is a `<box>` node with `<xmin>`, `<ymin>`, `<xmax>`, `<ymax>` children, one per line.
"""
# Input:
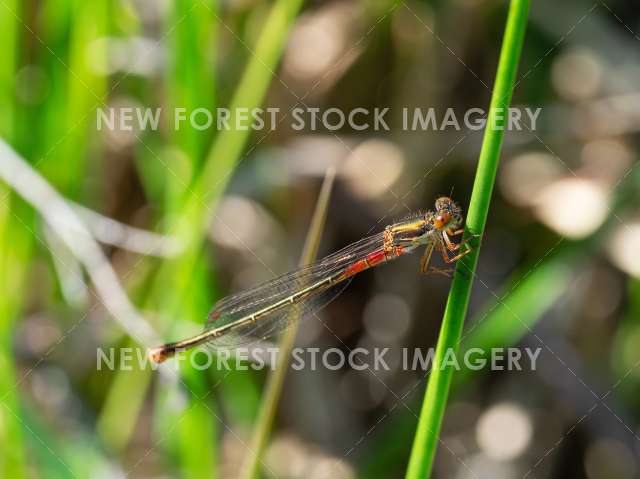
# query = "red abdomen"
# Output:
<box><xmin>341</xmin><ymin>247</ymin><xmax>403</xmax><ymax>279</ymax></box>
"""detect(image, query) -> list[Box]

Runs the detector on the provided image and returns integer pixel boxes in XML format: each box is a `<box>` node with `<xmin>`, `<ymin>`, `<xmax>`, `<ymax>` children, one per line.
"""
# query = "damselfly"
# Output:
<box><xmin>150</xmin><ymin>196</ymin><xmax>473</xmax><ymax>363</ymax></box>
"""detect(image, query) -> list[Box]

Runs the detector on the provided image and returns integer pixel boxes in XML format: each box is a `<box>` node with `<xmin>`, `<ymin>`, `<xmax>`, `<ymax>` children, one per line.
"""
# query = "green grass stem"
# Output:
<box><xmin>405</xmin><ymin>2</ymin><xmax>530</xmax><ymax>477</ymax></box>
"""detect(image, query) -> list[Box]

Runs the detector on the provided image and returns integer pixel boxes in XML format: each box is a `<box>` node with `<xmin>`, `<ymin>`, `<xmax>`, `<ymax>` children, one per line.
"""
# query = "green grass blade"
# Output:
<box><xmin>97</xmin><ymin>0</ymin><xmax>304</xmax><ymax>456</ymax></box>
<box><xmin>405</xmin><ymin>2</ymin><xmax>530</xmax><ymax>477</ymax></box>
<box><xmin>239</xmin><ymin>168</ymin><xmax>336</xmax><ymax>479</ymax></box>
<box><xmin>455</xmin><ymin>160</ymin><xmax>640</xmax><ymax>384</ymax></box>
<box><xmin>0</xmin><ymin>0</ymin><xmax>17</xmax><ymax>139</ymax></box>
<box><xmin>166</xmin><ymin>0</ymin><xmax>217</xmax><ymax>181</ymax></box>
<box><xmin>95</xmin><ymin>357</ymin><xmax>153</xmax><ymax>450</ymax></box>
<box><xmin>163</xmin><ymin>3</ymin><xmax>219</xmax><ymax>476</ymax></box>
<box><xmin>176</xmin><ymin>388</ymin><xmax>218</xmax><ymax>479</ymax></box>
<box><xmin>0</xmin><ymin>3</ymin><xmax>29</xmax><ymax>477</ymax></box>
<box><xmin>184</xmin><ymin>0</ymin><xmax>305</xmax><ymax>241</ymax></box>
<box><xmin>40</xmin><ymin>0</ymin><xmax>108</xmax><ymax>197</ymax></box>
<box><xmin>454</xmin><ymin>254</ymin><xmax>573</xmax><ymax>386</ymax></box>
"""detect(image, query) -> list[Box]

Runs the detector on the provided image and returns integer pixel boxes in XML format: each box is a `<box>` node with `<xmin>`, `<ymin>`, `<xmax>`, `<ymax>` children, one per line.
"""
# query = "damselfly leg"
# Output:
<box><xmin>420</xmin><ymin>227</ymin><xmax>475</xmax><ymax>276</ymax></box>
<box><xmin>420</xmin><ymin>242</ymin><xmax>435</xmax><ymax>275</ymax></box>
<box><xmin>443</xmin><ymin>229</ymin><xmax>476</xmax><ymax>252</ymax></box>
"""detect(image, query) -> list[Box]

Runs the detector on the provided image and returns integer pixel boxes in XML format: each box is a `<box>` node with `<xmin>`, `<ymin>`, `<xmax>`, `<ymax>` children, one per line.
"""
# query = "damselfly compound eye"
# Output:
<box><xmin>434</xmin><ymin>213</ymin><xmax>451</xmax><ymax>229</ymax></box>
<box><xmin>435</xmin><ymin>196</ymin><xmax>453</xmax><ymax>212</ymax></box>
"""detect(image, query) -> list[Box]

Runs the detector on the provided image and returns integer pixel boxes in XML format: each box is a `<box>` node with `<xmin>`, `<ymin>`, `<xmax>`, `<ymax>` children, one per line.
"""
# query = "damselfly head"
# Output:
<box><xmin>433</xmin><ymin>196</ymin><xmax>463</xmax><ymax>230</ymax></box>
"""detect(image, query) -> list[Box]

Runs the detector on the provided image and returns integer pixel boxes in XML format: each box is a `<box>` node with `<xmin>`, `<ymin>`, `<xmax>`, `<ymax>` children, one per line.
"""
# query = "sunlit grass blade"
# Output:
<box><xmin>456</xmin><ymin>160</ymin><xmax>640</xmax><ymax>384</ymax></box>
<box><xmin>0</xmin><ymin>0</ymin><xmax>17</xmax><ymax>139</ymax></box>
<box><xmin>0</xmin><ymin>181</ymin><xmax>35</xmax><ymax>479</ymax></box>
<box><xmin>40</xmin><ymin>0</ymin><xmax>108</xmax><ymax>196</ymax></box>
<box><xmin>161</xmin><ymin>2</ymin><xmax>219</xmax><ymax>475</ymax></box>
<box><xmin>22</xmin><ymin>406</ymin><xmax>113</xmax><ymax>478</ymax></box>
<box><xmin>97</xmin><ymin>0</ymin><xmax>305</xmax><ymax>458</ymax></box>
<box><xmin>166</xmin><ymin>0</ymin><xmax>217</xmax><ymax>205</ymax></box>
<box><xmin>455</xmin><ymin>254</ymin><xmax>573</xmax><ymax>386</ymax></box>
<box><xmin>405</xmin><ymin>1</ymin><xmax>530</xmax><ymax>477</ymax></box>
<box><xmin>182</xmin><ymin>0</ymin><xmax>306</xmax><ymax>243</ymax></box>
<box><xmin>0</xmin><ymin>3</ymin><xmax>29</xmax><ymax>477</ymax></box>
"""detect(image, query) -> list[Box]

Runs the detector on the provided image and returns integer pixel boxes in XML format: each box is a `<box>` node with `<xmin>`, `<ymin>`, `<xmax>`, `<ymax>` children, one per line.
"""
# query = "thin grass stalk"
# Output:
<box><xmin>405</xmin><ymin>1</ymin><xmax>530</xmax><ymax>477</ymax></box>
<box><xmin>239</xmin><ymin>168</ymin><xmax>336</xmax><ymax>479</ymax></box>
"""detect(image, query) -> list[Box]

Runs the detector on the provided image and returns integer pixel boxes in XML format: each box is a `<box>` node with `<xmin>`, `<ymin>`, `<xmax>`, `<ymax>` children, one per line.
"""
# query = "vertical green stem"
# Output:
<box><xmin>405</xmin><ymin>1</ymin><xmax>530</xmax><ymax>477</ymax></box>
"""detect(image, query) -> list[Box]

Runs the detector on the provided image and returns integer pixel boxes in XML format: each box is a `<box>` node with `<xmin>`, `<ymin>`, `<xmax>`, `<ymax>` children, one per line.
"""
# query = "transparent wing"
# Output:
<box><xmin>201</xmin><ymin>232</ymin><xmax>387</xmax><ymax>348</ymax></box>
<box><xmin>206</xmin><ymin>232</ymin><xmax>384</xmax><ymax>329</ymax></box>
<box><xmin>204</xmin><ymin>278</ymin><xmax>352</xmax><ymax>350</ymax></box>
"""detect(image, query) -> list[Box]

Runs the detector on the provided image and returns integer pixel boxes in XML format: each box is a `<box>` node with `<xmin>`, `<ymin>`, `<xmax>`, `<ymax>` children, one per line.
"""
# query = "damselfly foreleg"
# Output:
<box><xmin>421</xmin><ymin>241</ymin><xmax>454</xmax><ymax>277</ymax></box>
<box><xmin>442</xmin><ymin>229</ymin><xmax>476</xmax><ymax>252</ymax></box>
<box><xmin>437</xmin><ymin>240</ymin><xmax>474</xmax><ymax>264</ymax></box>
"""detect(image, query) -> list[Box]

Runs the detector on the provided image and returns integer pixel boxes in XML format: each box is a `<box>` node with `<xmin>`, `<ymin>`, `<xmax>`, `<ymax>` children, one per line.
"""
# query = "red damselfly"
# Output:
<box><xmin>150</xmin><ymin>196</ymin><xmax>473</xmax><ymax>363</ymax></box>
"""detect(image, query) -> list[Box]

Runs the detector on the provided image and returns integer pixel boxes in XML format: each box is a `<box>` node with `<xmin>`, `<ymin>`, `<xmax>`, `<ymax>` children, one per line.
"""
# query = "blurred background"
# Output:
<box><xmin>1</xmin><ymin>0</ymin><xmax>640</xmax><ymax>477</ymax></box>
